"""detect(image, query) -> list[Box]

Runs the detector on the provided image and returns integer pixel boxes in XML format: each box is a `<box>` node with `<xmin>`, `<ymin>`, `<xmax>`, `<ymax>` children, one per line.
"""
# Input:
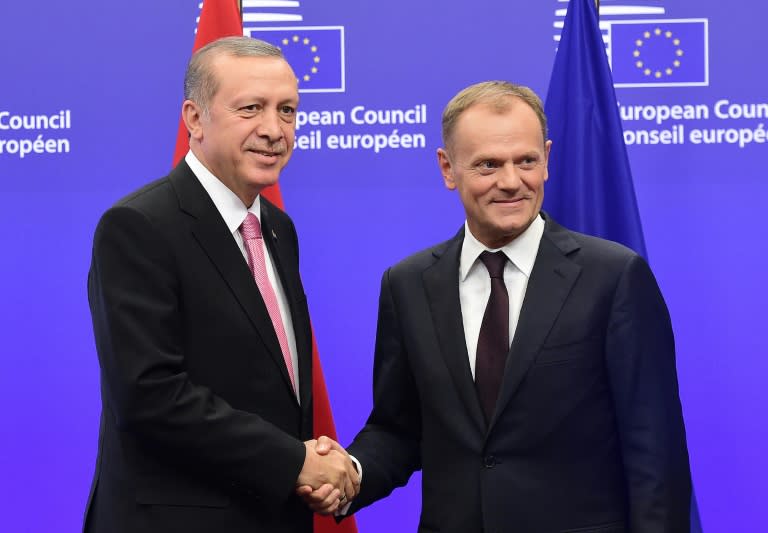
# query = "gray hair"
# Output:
<box><xmin>441</xmin><ymin>81</ymin><xmax>548</xmax><ymax>150</ymax></box>
<box><xmin>184</xmin><ymin>36</ymin><xmax>285</xmax><ymax>116</ymax></box>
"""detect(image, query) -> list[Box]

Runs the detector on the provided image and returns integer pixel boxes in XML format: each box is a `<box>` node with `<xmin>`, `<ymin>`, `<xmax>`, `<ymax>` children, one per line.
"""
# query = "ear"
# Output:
<box><xmin>182</xmin><ymin>100</ymin><xmax>205</xmax><ymax>141</ymax></box>
<box><xmin>543</xmin><ymin>139</ymin><xmax>552</xmax><ymax>182</ymax></box>
<box><xmin>437</xmin><ymin>148</ymin><xmax>456</xmax><ymax>190</ymax></box>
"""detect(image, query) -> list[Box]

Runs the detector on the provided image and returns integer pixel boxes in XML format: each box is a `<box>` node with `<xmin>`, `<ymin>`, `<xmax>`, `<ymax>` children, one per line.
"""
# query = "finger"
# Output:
<box><xmin>295</xmin><ymin>485</ymin><xmax>313</xmax><ymax>497</ymax></box>
<box><xmin>311</xmin><ymin>488</ymin><xmax>341</xmax><ymax>514</ymax></box>
<box><xmin>297</xmin><ymin>483</ymin><xmax>331</xmax><ymax>504</ymax></box>
<box><xmin>315</xmin><ymin>435</ymin><xmax>337</xmax><ymax>455</ymax></box>
<box><xmin>301</xmin><ymin>484</ymin><xmax>333</xmax><ymax>505</ymax></box>
<box><xmin>343</xmin><ymin>473</ymin><xmax>355</xmax><ymax>502</ymax></box>
<box><xmin>309</xmin><ymin>484</ymin><xmax>335</xmax><ymax>503</ymax></box>
<box><xmin>341</xmin><ymin>457</ymin><xmax>360</xmax><ymax>496</ymax></box>
<box><xmin>313</xmin><ymin>499</ymin><xmax>340</xmax><ymax>515</ymax></box>
<box><xmin>324</xmin><ymin>495</ymin><xmax>342</xmax><ymax>514</ymax></box>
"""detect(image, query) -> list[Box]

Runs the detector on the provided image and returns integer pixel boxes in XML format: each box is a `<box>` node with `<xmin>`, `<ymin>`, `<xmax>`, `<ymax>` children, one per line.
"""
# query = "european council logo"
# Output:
<box><xmin>609</xmin><ymin>19</ymin><xmax>709</xmax><ymax>88</ymax></box>
<box><xmin>245</xmin><ymin>26</ymin><xmax>345</xmax><ymax>93</ymax></box>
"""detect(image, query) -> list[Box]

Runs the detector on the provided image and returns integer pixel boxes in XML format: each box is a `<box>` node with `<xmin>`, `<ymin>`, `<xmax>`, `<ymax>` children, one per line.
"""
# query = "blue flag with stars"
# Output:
<box><xmin>544</xmin><ymin>0</ymin><xmax>647</xmax><ymax>257</ymax></box>
<box><xmin>544</xmin><ymin>1</ymin><xmax>703</xmax><ymax>529</ymax></box>
<box><xmin>611</xmin><ymin>20</ymin><xmax>708</xmax><ymax>87</ymax></box>
<box><xmin>250</xmin><ymin>26</ymin><xmax>345</xmax><ymax>93</ymax></box>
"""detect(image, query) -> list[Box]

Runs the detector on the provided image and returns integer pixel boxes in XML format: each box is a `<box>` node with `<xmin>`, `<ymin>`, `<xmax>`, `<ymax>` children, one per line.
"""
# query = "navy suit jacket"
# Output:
<box><xmin>347</xmin><ymin>214</ymin><xmax>691</xmax><ymax>533</ymax></box>
<box><xmin>84</xmin><ymin>161</ymin><xmax>314</xmax><ymax>533</ymax></box>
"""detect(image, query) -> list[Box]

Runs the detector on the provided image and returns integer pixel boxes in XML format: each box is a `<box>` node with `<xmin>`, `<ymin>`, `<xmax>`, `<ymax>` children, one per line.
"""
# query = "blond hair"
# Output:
<box><xmin>441</xmin><ymin>81</ymin><xmax>547</xmax><ymax>149</ymax></box>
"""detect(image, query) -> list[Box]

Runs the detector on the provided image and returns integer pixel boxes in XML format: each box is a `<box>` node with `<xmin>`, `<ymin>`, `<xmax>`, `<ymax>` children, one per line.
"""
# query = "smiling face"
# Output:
<box><xmin>437</xmin><ymin>97</ymin><xmax>552</xmax><ymax>248</ymax></box>
<box><xmin>184</xmin><ymin>54</ymin><xmax>299</xmax><ymax>206</ymax></box>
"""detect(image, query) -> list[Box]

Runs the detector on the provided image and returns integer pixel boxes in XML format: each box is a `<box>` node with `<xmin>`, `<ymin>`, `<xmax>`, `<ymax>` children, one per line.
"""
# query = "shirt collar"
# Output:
<box><xmin>185</xmin><ymin>150</ymin><xmax>261</xmax><ymax>233</ymax></box>
<box><xmin>459</xmin><ymin>214</ymin><xmax>545</xmax><ymax>281</ymax></box>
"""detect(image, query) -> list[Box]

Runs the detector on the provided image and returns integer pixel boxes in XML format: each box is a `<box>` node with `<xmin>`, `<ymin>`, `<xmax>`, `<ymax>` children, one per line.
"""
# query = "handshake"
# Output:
<box><xmin>296</xmin><ymin>436</ymin><xmax>360</xmax><ymax>515</ymax></box>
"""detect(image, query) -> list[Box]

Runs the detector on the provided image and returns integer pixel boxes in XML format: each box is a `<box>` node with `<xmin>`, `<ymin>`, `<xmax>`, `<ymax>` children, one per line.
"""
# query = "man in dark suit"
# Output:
<box><xmin>84</xmin><ymin>37</ymin><xmax>358</xmax><ymax>533</ymax></box>
<box><xmin>309</xmin><ymin>81</ymin><xmax>691</xmax><ymax>532</ymax></box>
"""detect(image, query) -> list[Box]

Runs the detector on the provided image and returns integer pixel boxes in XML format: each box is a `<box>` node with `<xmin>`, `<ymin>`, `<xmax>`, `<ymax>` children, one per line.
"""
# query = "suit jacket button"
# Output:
<box><xmin>483</xmin><ymin>455</ymin><xmax>497</xmax><ymax>468</ymax></box>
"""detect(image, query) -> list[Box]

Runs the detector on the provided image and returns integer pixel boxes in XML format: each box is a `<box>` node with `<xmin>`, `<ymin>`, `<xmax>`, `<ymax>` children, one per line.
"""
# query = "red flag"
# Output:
<box><xmin>172</xmin><ymin>0</ymin><xmax>242</xmax><ymax>166</ymax></box>
<box><xmin>173</xmin><ymin>3</ymin><xmax>358</xmax><ymax>532</ymax></box>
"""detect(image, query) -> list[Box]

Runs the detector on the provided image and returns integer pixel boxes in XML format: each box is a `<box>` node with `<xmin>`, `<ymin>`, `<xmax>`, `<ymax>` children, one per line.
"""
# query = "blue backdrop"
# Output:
<box><xmin>1</xmin><ymin>1</ymin><xmax>766</xmax><ymax>531</ymax></box>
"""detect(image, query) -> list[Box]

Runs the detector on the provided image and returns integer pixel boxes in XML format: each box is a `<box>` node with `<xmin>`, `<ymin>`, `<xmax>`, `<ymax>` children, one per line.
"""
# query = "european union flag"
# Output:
<box><xmin>544</xmin><ymin>0</ymin><xmax>647</xmax><ymax>257</ymax></box>
<box><xmin>248</xmin><ymin>26</ymin><xmax>345</xmax><ymax>93</ymax></box>
<box><xmin>610</xmin><ymin>19</ymin><xmax>708</xmax><ymax>87</ymax></box>
<box><xmin>545</xmin><ymin>5</ymin><xmax>703</xmax><ymax>527</ymax></box>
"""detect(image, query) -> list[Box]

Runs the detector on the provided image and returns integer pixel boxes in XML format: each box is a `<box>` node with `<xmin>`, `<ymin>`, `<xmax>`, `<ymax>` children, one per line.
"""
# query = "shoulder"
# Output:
<box><xmin>539</xmin><ymin>215</ymin><xmax>662</xmax><ymax>303</ymax></box>
<box><xmin>543</xmin><ymin>214</ymin><xmax>642</xmax><ymax>272</ymax></box>
<box><xmin>107</xmin><ymin>161</ymin><xmax>193</xmax><ymax>221</ymax></box>
<box><xmin>93</xmin><ymin>166</ymin><xmax>188</xmax><ymax>246</ymax></box>
<box><xmin>113</xmin><ymin>176</ymin><xmax>175</xmax><ymax>215</ymax></box>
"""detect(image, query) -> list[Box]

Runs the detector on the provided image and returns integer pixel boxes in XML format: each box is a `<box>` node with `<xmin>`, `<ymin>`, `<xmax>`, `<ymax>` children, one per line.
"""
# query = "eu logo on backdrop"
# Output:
<box><xmin>246</xmin><ymin>26</ymin><xmax>346</xmax><ymax>93</ymax></box>
<box><xmin>610</xmin><ymin>19</ymin><xmax>709</xmax><ymax>87</ymax></box>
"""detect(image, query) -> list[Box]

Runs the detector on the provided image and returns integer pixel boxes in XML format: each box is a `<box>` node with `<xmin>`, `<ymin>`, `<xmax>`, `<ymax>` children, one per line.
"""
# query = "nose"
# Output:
<box><xmin>496</xmin><ymin>163</ymin><xmax>523</xmax><ymax>190</ymax></box>
<box><xmin>255</xmin><ymin>109</ymin><xmax>283</xmax><ymax>142</ymax></box>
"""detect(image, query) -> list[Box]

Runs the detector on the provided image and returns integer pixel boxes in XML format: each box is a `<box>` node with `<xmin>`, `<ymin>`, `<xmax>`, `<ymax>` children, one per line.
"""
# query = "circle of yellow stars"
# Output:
<box><xmin>632</xmin><ymin>28</ymin><xmax>683</xmax><ymax>79</ymax></box>
<box><xmin>279</xmin><ymin>35</ymin><xmax>320</xmax><ymax>84</ymax></box>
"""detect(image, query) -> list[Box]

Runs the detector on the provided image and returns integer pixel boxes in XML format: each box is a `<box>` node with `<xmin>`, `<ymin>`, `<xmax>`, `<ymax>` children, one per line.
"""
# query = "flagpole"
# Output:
<box><xmin>595</xmin><ymin>0</ymin><xmax>600</xmax><ymax>15</ymax></box>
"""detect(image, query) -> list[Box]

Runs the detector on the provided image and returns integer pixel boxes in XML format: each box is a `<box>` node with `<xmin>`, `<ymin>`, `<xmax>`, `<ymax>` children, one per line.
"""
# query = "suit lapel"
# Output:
<box><xmin>169</xmin><ymin>164</ymin><xmax>298</xmax><ymax>400</ymax></box>
<box><xmin>489</xmin><ymin>217</ymin><xmax>581</xmax><ymax>430</ymax></box>
<box><xmin>423</xmin><ymin>230</ymin><xmax>486</xmax><ymax>435</ymax></box>
<box><xmin>260</xmin><ymin>200</ymin><xmax>312</xmax><ymax>409</ymax></box>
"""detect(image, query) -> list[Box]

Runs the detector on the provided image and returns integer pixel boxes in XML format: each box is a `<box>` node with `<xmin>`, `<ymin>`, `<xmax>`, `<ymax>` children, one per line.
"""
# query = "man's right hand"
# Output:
<box><xmin>296</xmin><ymin>437</ymin><xmax>360</xmax><ymax>514</ymax></box>
<box><xmin>296</xmin><ymin>438</ymin><xmax>359</xmax><ymax>514</ymax></box>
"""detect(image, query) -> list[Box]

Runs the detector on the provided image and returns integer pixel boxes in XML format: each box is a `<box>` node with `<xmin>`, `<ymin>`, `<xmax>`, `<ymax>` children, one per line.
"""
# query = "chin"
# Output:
<box><xmin>494</xmin><ymin>223</ymin><xmax>530</xmax><ymax>241</ymax></box>
<box><xmin>248</xmin><ymin>174</ymin><xmax>280</xmax><ymax>188</ymax></box>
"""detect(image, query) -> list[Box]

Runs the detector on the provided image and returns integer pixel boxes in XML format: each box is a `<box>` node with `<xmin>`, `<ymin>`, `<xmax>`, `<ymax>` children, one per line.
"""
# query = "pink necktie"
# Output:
<box><xmin>240</xmin><ymin>212</ymin><xmax>297</xmax><ymax>395</ymax></box>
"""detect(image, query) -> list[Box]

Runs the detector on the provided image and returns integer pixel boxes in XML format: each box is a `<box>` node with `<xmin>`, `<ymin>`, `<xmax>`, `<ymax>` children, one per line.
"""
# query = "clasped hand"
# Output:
<box><xmin>296</xmin><ymin>436</ymin><xmax>359</xmax><ymax>515</ymax></box>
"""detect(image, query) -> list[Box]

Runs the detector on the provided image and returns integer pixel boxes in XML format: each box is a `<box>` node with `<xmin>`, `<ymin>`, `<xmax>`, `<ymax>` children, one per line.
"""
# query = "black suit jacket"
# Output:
<box><xmin>347</xmin><ymin>215</ymin><xmax>691</xmax><ymax>533</ymax></box>
<box><xmin>84</xmin><ymin>161</ymin><xmax>314</xmax><ymax>533</ymax></box>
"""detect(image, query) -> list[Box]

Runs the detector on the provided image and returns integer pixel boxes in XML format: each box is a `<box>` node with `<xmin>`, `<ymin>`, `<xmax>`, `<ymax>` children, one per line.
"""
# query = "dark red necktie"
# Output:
<box><xmin>475</xmin><ymin>251</ymin><xmax>510</xmax><ymax>422</ymax></box>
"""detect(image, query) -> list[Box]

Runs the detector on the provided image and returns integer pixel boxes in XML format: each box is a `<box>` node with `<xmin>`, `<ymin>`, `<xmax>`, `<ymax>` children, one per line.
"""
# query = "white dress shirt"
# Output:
<box><xmin>185</xmin><ymin>151</ymin><xmax>300</xmax><ymax>399</ymax></box>
<box><xmin>459</xmin><ymin>215</ymin><xmax>545</xmax><ymax>377</ymax></box>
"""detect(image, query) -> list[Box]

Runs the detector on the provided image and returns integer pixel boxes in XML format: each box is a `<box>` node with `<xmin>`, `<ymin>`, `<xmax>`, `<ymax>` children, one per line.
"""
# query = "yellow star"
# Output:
<box><xmin>311</xmin><ymin>45</ymin><xmax>317</xmax><ymax>52</ymax></box>
<box><xmin>303</xmin><ymin>38</ymin><xmax>310</xmax><ymax>45</ymax></box>
<box><xmin>665</xmin><ymin>31</ymin><xmax>673</xmax><ymax>38</ymax></box>
<box><xmin>303</xmin><ymin>74</ymin><xmax>310</xmax><ymax>81</ymax></box>
<box><xmin>636</xmin><ymin>39</ymin><xmax>643</xmax><ymax>47</ymax></box>
<box><xmin>643</xmin><ymin>31</ymin><xmax>650</xmax><ymax>39</ymax></box>
<box><xmin>673</xmin><ymin>60</ymin><xmax>681</xmax><ymax>67</ymax></box>
<box><xmin>292</xmin><ymin>35</ymin><xmax>299</xmax><ymax>42</ymax></box>
<box><xmin>644</xmin><ymin>68</ymin><xmax>651</xmax><ymax>76</ymax></box>
<box><xmin>636</xmin><ymin>60</ymin><xmax>643</xmax><ymax>68</ymax></box>
<box><xmin>633</xmin><ymin>50</ymin><xmax>640</xmax><ymax>57</ymax></box>
<box><xmin>314</xmin><ymin>56</ymin><xmax>320</xmax><ymax>63</ymax></box>
<box><xmin>311</xmin><ymin>67</ymin><xmax>318</xmax><ymax>73</ymax></box>
<box><xmin>655</xmin><ymin>71</ymin><xmax>662</xmax><ymax>78</ymax></box>
<box><xmin>676</xmin><ymin>49</ymin><xmax>684</xmax><ymax>56</ymax></box>
<box><xmin>654</xmin><ymin>28</ymin><xmax>662</xmax><ymax>36</ymax></box>
<box><xmin>673</xmin><ymin>39</ymin><xmax>680</xmax><ymax>46</ymax></box>
<box><xmin>666</xmin><ymin>68</ymin><xmax>673</xmax><ymax>75</ymax></box>
<box><xmin>282</xmin><ymin>38</ymin><xmax>289</xmax><ymax>45</ymax></box>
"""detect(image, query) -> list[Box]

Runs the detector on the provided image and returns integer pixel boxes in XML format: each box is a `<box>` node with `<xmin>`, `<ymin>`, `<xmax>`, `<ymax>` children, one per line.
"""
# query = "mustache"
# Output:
<box><xmin>244</xmin><ymin>142</ymin><xmax>287</xmax><ymax>155</ymax></box>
